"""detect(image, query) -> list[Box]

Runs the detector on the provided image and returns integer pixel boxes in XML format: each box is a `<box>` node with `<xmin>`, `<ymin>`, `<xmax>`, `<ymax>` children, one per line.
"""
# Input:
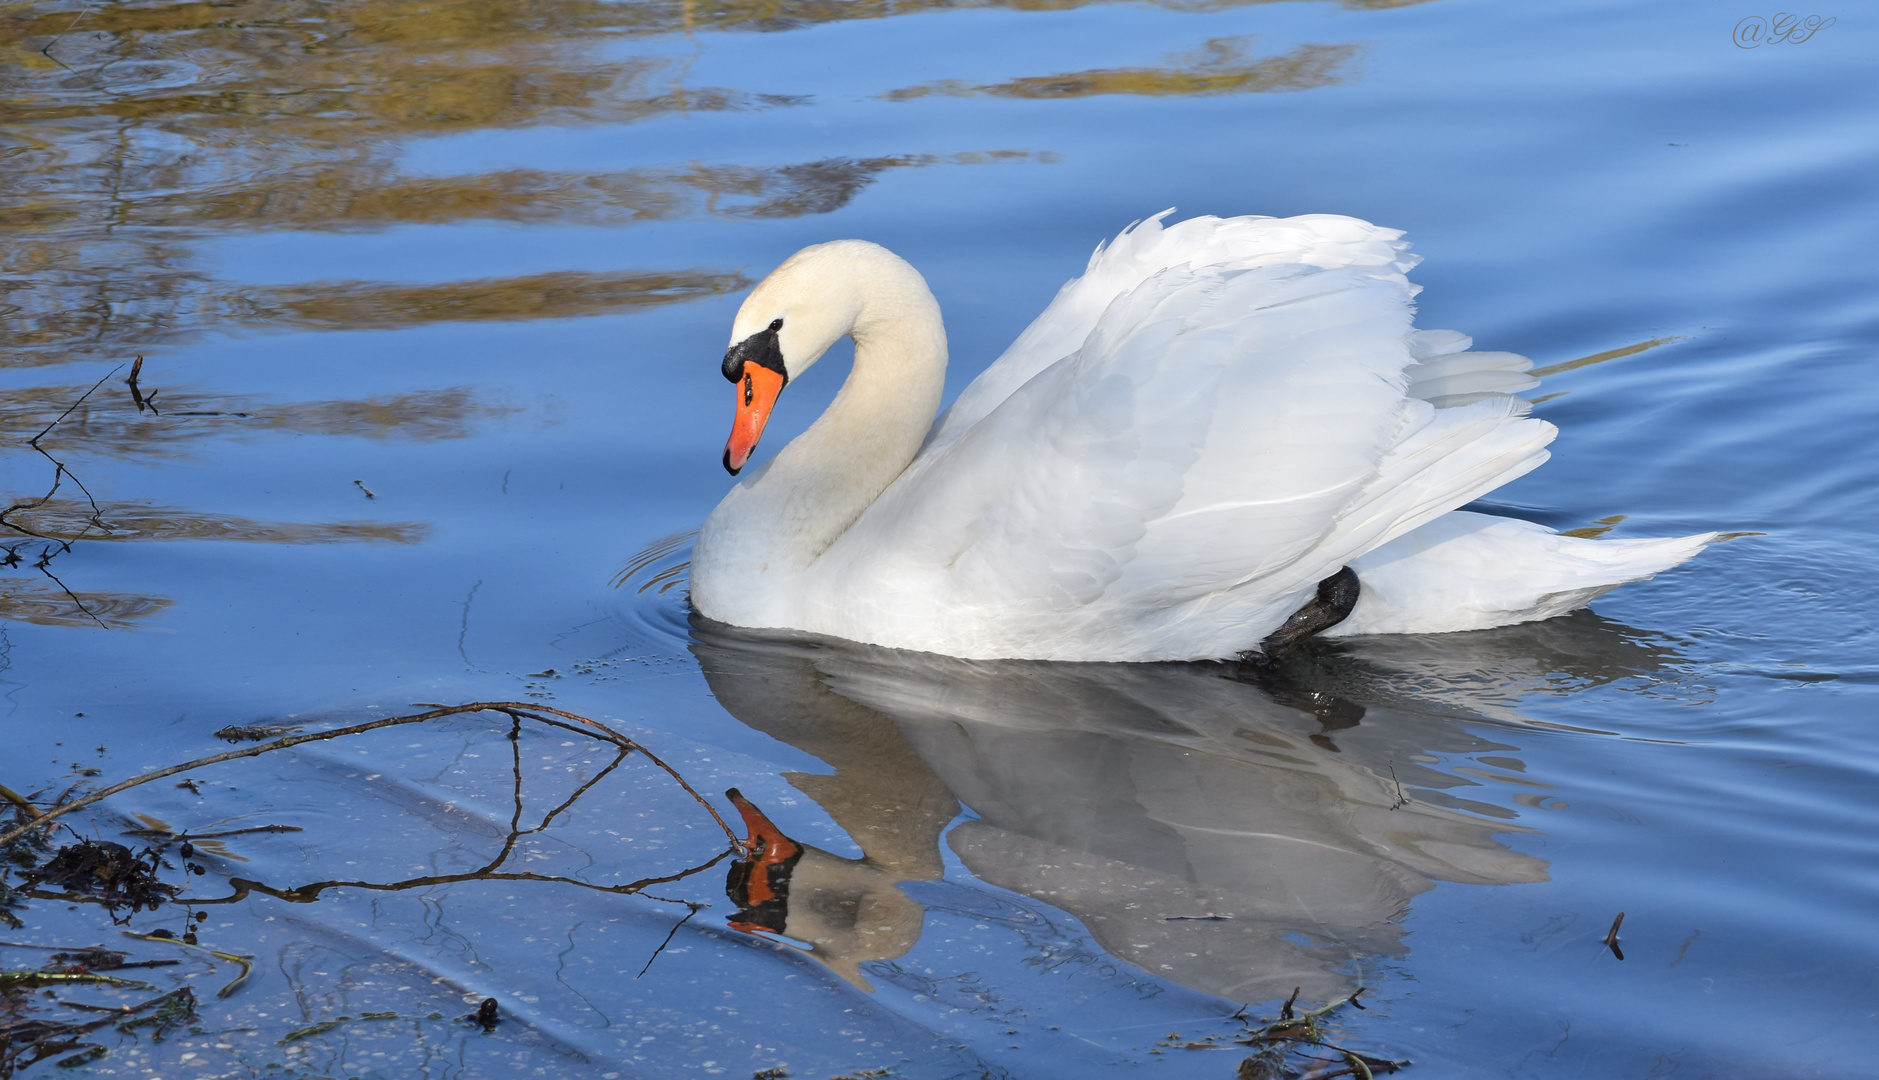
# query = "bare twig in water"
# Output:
<box><xmin>0</xmin><ymin>970</ymin><xmax>152</xmax><ymax>992</ymax></box>
<box><xmin>186</xmin><ymin>724</ymin><xmax>732</xmax><ymax>907</ymax></box>
<box><xmin>352</xmin><ymin>480</ymin><xmax>376</xmax><ymax>499</ymax></box>
<box><xmin>124</xmin><ymin>356</ymin><xmax>157</xmax><ymax>415</ymax></box>
<box><xmin>1162</xmin><ymin>913</ymin><xmax>1231</xmax><ymax>921</ymax></box>
<box><xmin>31</xmin><ymin>559</ymin><xmax>106</xmax><ymax>629</ymax></box>
<box><xmin>1672</xmin><ymin>929</ymin><xmax>1699</xmax><ymax>967</ymax></box>
<box><xmin>55</xmin><ymin>995</ymin><xmax>173</xmax><ymax>1012</ymax></box>
<box><xmin>1</xmin><ymin>366</ymin><xmax>126</xmax><ymax>628</ymax></box>
<box><xmin>636</xmin><ymin>902</ymin><xmax>706</xmax><ymax>978</ymax></box>
<box><xmin>1281</xmin><ymin>986</ymin><xmax>1301</xmax><ymax>1020</ymax></box>
<box><xmin>0</xmin><ymin>783</ymin><xmax>42</xmax><ymax>818</ymax></box>
<box><xmin>1386</xmin><ymin>760</ymin><xmax>1408</xmax><ymax>810</ymax></box>
<box><xmin>123</xmin><ymin>824</ymin><xmax>304</xmax><ymax>841</ymax></box>
<box><xmin>0</xmin><ymin>702</ymin><xmax>740</xmax><ymax>850</ymax></box>
<box><xmin>203</xmin><ymin>848</ymin><xmax>731</xmax><ymax>909</ymax></box>
<box><xmin>1603</xmin><ymin>911</ymin><xmax>1625</xmax><ymax>961</ymax></box>
<box><xmin>120</xmin><ymin>931</ymin><xmax>254</xmax><ymax>998</ymax></box>
<box><xmin>36</xmin><ymin>1</ymin><xmax>91</xmax><ymax>66</ymax></box>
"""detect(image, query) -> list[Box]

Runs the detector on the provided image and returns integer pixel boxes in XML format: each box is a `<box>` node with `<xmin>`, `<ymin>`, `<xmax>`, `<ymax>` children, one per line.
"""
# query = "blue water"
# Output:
<box><xmin>2</xmin><ymin>0</ymin><xmax>1876</xmax><ymax>1075</ymax></box>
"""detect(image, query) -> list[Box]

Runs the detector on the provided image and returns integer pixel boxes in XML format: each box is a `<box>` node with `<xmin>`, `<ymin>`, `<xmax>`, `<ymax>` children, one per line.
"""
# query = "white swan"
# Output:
<box><xmin>690</xmin><ymin>212</ymin><xmax>1712</xmax><ymax>662</ymax></box>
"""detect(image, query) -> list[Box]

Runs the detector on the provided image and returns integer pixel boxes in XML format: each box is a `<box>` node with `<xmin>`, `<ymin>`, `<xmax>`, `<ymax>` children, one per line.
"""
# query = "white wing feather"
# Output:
<box><xmin>926</xmin><ymin>211</ymin><xmax>1420</xmax><ymax>453</ymax></box>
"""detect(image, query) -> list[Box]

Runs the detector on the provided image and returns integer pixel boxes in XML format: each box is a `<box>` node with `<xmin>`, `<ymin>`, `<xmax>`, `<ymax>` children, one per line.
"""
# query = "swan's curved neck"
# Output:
<box><xmin>775</xmin><ymin>318</ymin><xmax>946</xmax><ymax>557</ymax></box>
<box><xmin>710</xmin><ymin>261</ymin><xmax>948</xmax><ymax>578</ymax></box>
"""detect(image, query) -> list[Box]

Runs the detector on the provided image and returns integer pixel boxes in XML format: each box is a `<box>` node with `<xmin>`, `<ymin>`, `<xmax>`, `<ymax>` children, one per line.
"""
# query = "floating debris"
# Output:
<box><xmin>19</xmin><ymin>841</ymin><xmax>178</xmax><ymax>914</ymax></box>
<box><xmin>1196</xmin><ymin>988</ymin><xmax>1410</xmax><ymax>1079</ymax></box>
<box><xmin>211</xmin><ymin>723</ymin><xmax>302</xmax><ymax>743</ymax></box>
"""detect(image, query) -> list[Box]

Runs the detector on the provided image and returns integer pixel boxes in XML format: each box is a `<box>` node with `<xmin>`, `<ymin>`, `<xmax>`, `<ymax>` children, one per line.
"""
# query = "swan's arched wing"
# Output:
<box><xmin>924</xmin><ymin>212</ymin><xmax>1425</xmax><ymax>454</ymax></box>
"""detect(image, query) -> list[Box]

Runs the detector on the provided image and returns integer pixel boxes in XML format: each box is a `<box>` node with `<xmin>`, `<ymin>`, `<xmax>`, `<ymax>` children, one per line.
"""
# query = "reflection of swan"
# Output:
<box><xmin>692</xmin><ymin>615</ymin><xmax>1680</xmax><ymax>1000</ymax></box>
<box><xmin>703</xmin><ymin>637</ymin><xmax>957</xmax><ymax>990</ymax></box>
<box><xmin>723</xmin><ymin>788</ymin><xmax>930</xmax><ymax>991</ymax></box>
<box><xmin>691</xmin><ymin>212</ymin><xmax>1712</xmax><ymax>661</ymax></box>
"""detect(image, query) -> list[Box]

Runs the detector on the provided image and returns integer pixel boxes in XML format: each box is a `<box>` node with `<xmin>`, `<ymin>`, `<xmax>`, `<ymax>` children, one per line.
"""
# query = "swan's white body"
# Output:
<box><xmin>691</xmin><ymin>213</ymin><xmax>1711</xmax><ymax>662</ymax></box>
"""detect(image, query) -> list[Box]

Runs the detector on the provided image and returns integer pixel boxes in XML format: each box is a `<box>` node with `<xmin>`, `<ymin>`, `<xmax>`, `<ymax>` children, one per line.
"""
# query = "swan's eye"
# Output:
<box><xmin>768</xmin><ymin>318</ymin><xmax>783</xmax><ymax>332</ymax></box>
<box><xmin>743</xmin><ymin>373</ymin><xmax>753</xmax><ymax>406</ymax></box>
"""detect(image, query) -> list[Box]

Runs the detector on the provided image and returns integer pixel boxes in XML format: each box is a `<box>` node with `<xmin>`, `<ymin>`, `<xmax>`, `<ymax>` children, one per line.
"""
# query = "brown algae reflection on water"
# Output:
<box><xmin>884</xmin><ymin>37</ymin><xmax>1360</xmax><ymax>100</ymax></box>
<box><xmin>0</xmin><ymin>369</ymin><xmax>445</xmax><ymax>626</ymax></box>
<box><xmin>3</xmin><ymin>0</ymin><xmax>1062</xmax><ymax>369</ymax></box>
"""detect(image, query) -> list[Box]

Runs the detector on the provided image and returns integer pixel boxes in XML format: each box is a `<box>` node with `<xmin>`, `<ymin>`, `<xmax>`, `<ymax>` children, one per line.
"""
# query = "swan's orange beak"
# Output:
<box><xmin>724</xmin><ymin>364</ymin><xmax>785</xmax><ymax>476</ymax></box>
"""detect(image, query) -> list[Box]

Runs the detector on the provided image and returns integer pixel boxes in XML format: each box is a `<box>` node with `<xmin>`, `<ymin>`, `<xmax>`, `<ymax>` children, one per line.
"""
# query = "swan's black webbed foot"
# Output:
<box><xmin>1240</xmin><ymin>566</ymin><xmax>1360</xmax><ymax>666</ymax></box>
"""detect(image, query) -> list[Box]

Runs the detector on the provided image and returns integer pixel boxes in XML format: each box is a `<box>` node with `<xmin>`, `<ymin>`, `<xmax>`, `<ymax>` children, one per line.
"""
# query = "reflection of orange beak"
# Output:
<box><xmin>724</xmin><ymin>366</ymin><xmax>786</xmax><ymax>476</ymax></box>
<box><xmin>724</xmin><ymin>788</ymin><xmax>803</xmax><ymax>935</ymax></box>
<box><xmin>727</xmin><ymin>788</ymin><xmax>801</xmax><ymax>876</ymax></box>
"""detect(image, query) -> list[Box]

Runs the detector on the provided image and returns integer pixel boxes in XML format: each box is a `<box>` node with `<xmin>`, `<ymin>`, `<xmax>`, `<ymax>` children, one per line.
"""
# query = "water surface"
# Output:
<box><xmin>1</xmin><ymin>0</ymin><xmax>1876</xmax><ymax>1075</ymax></box>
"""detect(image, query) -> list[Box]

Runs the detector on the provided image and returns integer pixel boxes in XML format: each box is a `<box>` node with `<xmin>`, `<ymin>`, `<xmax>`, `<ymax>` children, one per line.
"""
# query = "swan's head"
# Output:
<box><xmin>718</xmin><ymin>240</ymin><xmax>917</xmax><ymax>474</ymax></box>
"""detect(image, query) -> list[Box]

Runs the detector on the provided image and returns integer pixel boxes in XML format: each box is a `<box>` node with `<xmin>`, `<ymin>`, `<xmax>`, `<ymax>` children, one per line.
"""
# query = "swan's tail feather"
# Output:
<box><xmin>1315</xmin><ymin>397</ymin><xmax>1558</xmax><ymax>575</ymax></box>
<box><xmin>1327</xmin><ymin>512</ymin><xmax>1716</xmax><ymax>637</ymax></box>
<box><xmin>1404</xmin><ymin>329</ymin><xmax>1541</xmax><ymax>407</ymax></box>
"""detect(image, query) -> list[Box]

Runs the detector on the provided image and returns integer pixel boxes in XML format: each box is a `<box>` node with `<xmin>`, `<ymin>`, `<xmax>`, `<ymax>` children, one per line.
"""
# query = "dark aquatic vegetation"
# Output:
<box><xmin>210</xmin><ymin>724</ymin><xmax>303</xmax><ymax>743</ymax></box>
<box><xmin>18</xmin><ymin>842</ymin><xmax>178</xmax><ymax>916</ymax></box>
<box><xmin>0</xmin><ymin>986</ymin><xmax>197</xmax><ymax>1078</ymax></box>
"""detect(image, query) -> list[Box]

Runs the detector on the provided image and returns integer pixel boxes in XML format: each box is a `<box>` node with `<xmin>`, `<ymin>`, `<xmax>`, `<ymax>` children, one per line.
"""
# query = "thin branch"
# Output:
<box><xmin>37</xmin><ymin>3</ymin><xmax>91</xmax><ymax>65</ymax></box>
<box><xmin>636</xmin><ymin>903</ymin><xmax>703</xmax><ymax>978</ymax></box>
<box><xmin>1386</xmin><ymin>760</ymin><xmax>1408</xmax><ymax>810</ymax></box>
<box><xmin>120</xmin><ymin>932</ymin><xmax>253</xmax><ymax>998</ymax></box>
<box><xmin>0</xmin><ymin>783</ymin><xmax>42</xmax><ymax>817</ymax></box>
<box><xmin>125</xmin><ymin>356</ymin><xmax>157</xmax><ymax>415</ymax></box>
<box><xmin>196</xmin><ymin>848</ymin><xmax>733</xmax><ymax>907</ymax></box>
<box><xmin>180</xmin><ymin>825</ymin><xmax>304</xmax><ymax>841</ymax></box>
<box><xmin>491</xmin><ymin>703</ymin><xmax>739</xmax><ymax>846</ymax></box>
<box><xmin>34</xmin><ymin>560</ymin><xmax>107</xmax><ymax>629</ymax></box>
<box><xmin>524</xmin><ymin>745</ymin><xmax>631</xmax><ymax>836</ymax></box>
<box><xmin>0</xmin><ymin>366</ymin><xmax>122</xmax><ymax>610</ymax></box>
<box><xmin>29</xmin><ymin>366</ymin><xmax>119</xmax><ymax>449</ymax></box>
<box><xmin>0</xmin><ymin>702</ymin><xmax>738</xmax><ymax>849</ymax></box>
